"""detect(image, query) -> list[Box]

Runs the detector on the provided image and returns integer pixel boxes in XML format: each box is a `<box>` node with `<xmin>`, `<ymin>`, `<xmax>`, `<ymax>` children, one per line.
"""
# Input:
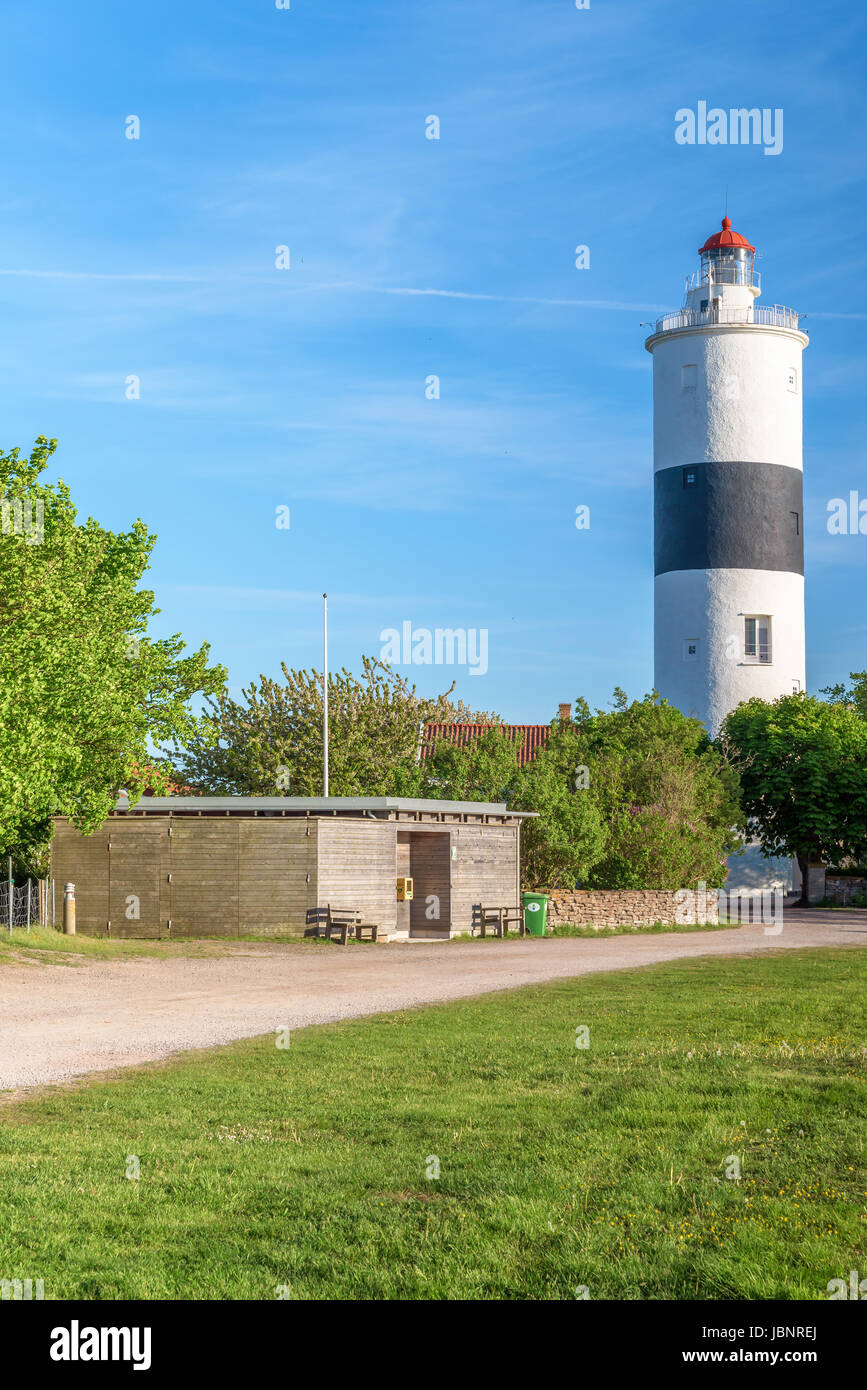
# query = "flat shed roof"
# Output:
<box><xmin>112</xmin><ymin>795</ymin><xmax>536</xmax><ymax>819</ymax></box>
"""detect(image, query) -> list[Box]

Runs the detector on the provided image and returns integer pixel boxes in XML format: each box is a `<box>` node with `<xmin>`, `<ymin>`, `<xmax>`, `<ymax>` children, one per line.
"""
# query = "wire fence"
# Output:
<box><xmin>0</xmin><ymin>879</ymin><xmax>52</xmax><ymax>931</ymax></box>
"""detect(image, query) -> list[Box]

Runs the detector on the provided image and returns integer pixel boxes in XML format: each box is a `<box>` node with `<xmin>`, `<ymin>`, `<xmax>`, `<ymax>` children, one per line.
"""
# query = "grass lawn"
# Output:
<box><xmin>460</xmin><ymin>919</ymin><xmax>739</xmax><ymax>940</ymax></box>
<box><xmin>0</xmin><ymin>948</ymin><xmax>863</xmax><ymax>1300</ymax></box>
<box><xmin>0</xmin><ymin>917</ymin><xmax>739</xmax><ymax>963</ymax></box>
<box><xmin>0</xmin><ymin>927</ymin><xmax>241</xmax><ymax>964</ymax></box>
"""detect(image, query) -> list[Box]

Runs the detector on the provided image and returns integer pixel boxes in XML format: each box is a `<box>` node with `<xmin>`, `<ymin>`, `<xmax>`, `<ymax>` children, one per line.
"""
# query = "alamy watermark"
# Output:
<box><xmin>1</xmin><ymin>497</ymin><xmax>44</xmax><ymax>544</ymax></box>
<box><xmin>675</xmin><ymin>102</ymin><xmax>783</xmax><ymax>157</ymax></box>
<box><xmin>380</xmin><ymin>622</ymin><xmax>488</xmax><ymax>676</ymax></box>
<box><xmin>827</xmin><ymin>492</ymin><xmax>867</xmax><ymax>535</ymax></box>
<box><xmin>50</xmin><ymin>1324</ymin><xmax>151</xmax><ymax>1371</ymax></box>
<box><xmin>675</xmin><ymin>881</ymin><xmax>783</xmax><ymax>935</ymax></box>
<box><xmin>1</xmin><ymin>1277</ymin><xmax>44</xmax><ymax>1300</ymax></box>
<box><xmin>827</xmin><ymin>1270</ymin><xmax>867</xmax><ymax>1300</ymax></box>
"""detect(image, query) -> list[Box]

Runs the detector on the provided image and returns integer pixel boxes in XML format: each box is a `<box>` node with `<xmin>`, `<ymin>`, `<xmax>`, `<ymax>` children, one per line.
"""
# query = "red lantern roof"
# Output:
<box><xmin>698</xmin><ymin>216</ymin><xmax>755</xmax><ymax>254</ymax></box>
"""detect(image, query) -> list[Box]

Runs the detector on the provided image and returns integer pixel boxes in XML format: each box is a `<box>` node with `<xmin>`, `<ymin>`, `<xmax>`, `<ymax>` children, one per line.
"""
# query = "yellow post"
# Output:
<box><xmin>63</xmin><ymin>882</ymin><xmax>76</xmax><ymax>936</ymax></box>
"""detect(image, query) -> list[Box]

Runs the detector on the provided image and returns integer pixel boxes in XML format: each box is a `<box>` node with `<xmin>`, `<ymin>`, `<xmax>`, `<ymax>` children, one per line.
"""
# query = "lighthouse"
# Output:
<box><xmin>645</xmin><ymin>216</ymin><xmax>808</xmax><ymax>735</ymax></box>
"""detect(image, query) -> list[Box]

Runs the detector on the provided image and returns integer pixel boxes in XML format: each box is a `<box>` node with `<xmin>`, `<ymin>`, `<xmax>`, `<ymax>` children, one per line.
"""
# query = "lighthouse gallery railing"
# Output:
<box><xmin>650</xmin><ymin>304</ymin><xmax>800</xmax><ymax>336</ymax></box>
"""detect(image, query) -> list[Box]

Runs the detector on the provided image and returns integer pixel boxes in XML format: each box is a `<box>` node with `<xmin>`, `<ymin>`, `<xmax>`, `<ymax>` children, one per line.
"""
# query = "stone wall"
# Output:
<box><xmin>825</xmin><ymin>875</ymin><xmax>867</xmax><ymax>906</ymax></box>
<box><xmin>547</xmin><ymin>888</ymin><xmax>718</xmax><ymax>929</ymax></box>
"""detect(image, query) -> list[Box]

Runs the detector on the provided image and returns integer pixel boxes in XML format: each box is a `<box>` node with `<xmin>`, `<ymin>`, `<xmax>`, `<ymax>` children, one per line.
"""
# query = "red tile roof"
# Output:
<box><xmin>127</xmin><ymin>763</ymin><xmax>196</xmax><ymax>797</ymax></box>
<box><xmin>422</xmin><ymin>723</ymin><xmax>552</xmax><ymax>768</ymax></box>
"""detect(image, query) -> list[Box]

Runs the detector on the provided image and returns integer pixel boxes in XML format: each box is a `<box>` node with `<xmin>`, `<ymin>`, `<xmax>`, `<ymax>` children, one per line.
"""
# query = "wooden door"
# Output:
<box><xmin>108</xmin><ymin>822</ymin><xmax>165</xmax><ymax>936</ymax></box>
<box><xmin>169</xmin><ymin>820</ymin><xmax>239</xmax><ymax>936</ymax></box>
<box><xmin>409</xmin><ymin>831</ymin><xmax>451</xmax><ymax>935</ymax></box>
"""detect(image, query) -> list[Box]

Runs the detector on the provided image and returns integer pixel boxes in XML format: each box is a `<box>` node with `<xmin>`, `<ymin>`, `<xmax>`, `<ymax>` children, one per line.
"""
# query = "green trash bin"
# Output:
<box><xmin>522</xmin><ymin>891</ymin><xmax>548</xmax><ymax>937</ymax></box>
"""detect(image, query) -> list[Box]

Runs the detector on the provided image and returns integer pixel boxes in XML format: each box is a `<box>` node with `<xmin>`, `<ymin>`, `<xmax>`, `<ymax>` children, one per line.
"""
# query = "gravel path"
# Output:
<box><xmin>1</xmin><ymin>910</ymin><xmax>863</xmax><ymax>1094</ymax></box>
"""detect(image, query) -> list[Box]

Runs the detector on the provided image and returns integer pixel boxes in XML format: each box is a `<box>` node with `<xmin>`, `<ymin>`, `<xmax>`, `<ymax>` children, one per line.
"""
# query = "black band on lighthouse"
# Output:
<box><xmin>654</xmin><ymin>460</ymin><xmax>805</xmax><ymax>576</ymax></box>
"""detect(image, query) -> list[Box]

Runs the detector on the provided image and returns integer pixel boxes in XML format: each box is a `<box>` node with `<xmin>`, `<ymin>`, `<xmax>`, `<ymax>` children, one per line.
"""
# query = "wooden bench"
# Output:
<box><xmin>304</xmin><ymin>907</ymin><xmax>333</xmax><ymax>940</ymax></box>
<box><xmin>472</xmin><ymin>904</ymin><xmax>525</xmax><ymax>938</ymax></box>
<box><xmin>304</xmin><ymin>906</ymin><xmax>379</xmax><ymax>945</ymax></box>
<box><xmin>327</xmin><ymin>907</ymin><xmax>361</xmax><ymax>945</ymax></box>
<box><xmin>304</xmin><ymin>906</ymin><xmax>356</xmax><ymax>944</ymax></box>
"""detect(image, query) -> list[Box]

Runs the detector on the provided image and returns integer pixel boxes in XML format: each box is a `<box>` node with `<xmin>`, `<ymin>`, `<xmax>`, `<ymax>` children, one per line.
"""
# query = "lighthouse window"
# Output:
<box><xmin>787</xmin><ymin>368</ymin><xmax>798</xmax><ymax>393</ymax></box>
<box><xmin>683</xmin><ymin>467</ymin><xmax>698</xmax><ymax>488</ymax></box>
<box><xmin>744</xmin><ymin>616</ymin><xmax>772</xmax><ymax>665</ymax></box>
<box><xmin>683</xmin><ymin>639</ymin><xmax>699</xmax><ymax>662</ymax></box>
<box><xmin>681</xmin><ymin>364</ymin><xmax>697</xmax><ymax>391</ymax></box>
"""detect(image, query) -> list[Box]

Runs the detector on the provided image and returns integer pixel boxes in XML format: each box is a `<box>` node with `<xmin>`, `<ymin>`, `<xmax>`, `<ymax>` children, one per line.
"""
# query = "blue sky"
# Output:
<box><xmin>1</xmin><ymin>0</ymin><xmax>865</xmax><ymax>721</ymax></box>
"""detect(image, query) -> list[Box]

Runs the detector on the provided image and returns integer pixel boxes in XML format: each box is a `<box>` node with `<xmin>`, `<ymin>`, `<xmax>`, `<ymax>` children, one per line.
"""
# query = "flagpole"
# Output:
<box><xmin>322</xmin><ymin>593</ymin><xmax>329</xmax><ymax>797</ymax></box>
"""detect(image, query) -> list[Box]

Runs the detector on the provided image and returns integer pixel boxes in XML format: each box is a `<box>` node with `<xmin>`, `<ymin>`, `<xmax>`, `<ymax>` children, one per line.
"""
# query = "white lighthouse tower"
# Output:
<box><xmin>645</xmin><ymin>215</ymin><xmax>808</xmax><ymax>736</ymax></box>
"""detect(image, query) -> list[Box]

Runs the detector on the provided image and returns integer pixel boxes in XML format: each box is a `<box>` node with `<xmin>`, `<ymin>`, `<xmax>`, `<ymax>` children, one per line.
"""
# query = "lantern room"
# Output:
<box><xmin>697</xmin><ymin>216</ymin><xmax>757</xmax><ymax>289</ymax></box>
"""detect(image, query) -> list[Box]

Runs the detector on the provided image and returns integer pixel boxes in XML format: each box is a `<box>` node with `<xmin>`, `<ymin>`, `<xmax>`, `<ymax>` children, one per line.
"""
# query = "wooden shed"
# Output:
<box><xmin>50</xmin><ymin>797</ymin><xmax>534</xmax><ymax>940</ymax></box>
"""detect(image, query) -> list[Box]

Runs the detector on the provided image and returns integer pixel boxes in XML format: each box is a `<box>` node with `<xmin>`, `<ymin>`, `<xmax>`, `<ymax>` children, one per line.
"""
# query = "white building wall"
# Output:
<box><xmin>654</xmin><ymin>568</ymin><xmax>806</xmax><ymax>734</ymax></box>
<box><xmin>651</xmin><ymin>326</ymin><xmax>806</xmax><ymax>470</ymax></box>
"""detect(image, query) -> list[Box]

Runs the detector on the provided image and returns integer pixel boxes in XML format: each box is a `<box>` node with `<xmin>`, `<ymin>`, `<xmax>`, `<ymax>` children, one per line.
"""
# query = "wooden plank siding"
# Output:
<box><xmin>108</xmin><ymin>820</ymin><xmax>168</xmax><ymax>937</ymax></box>
<box><xmin>395</xmin><ymin>833</ymin><xmax>411</xmax><ymax>936</ymax></box>
<box><xmin>316</xmin><ymin>818</ymin><xmax>398</xmax><ymax>936</ymax></box>
<box><xmin>169</xmin><ymin>820</ymin><xmax>239</xmax><ymax>936</ymax></box>
<box><xmin>237</xmin><ymin>819</ymin><xmax>315</xmax><ymax>936</ymax></box>
<box><xmin>51</xmin><ymin>815</ymin><xmax>318</xmax><ymax>938</ymax></box>
<box><xmin>50</xmin><ymin>809</ymin><xmax>523</xmax><ymax>940</ymax></box>
<box><xmin>449</xmin><ymin>824</ymin><xmax>519</xmax><ymax>933</ymax></box>
<box><xmin>51</xmin><ymin>820</ymin><xmax>111</xmax><ymax>932</ymax></box>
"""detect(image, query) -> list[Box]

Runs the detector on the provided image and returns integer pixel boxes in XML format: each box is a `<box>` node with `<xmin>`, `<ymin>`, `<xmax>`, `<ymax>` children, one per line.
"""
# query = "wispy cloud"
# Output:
<box><xmin>0</xmin><ymin>268</ymin><xmax>207</xmax><ymax>282</ymax></box>
<box><xmin>0</xmin><ymin>264</ymin><xmax>666</xmax><ymax>314</ymax></box>
<box><xmin>354</xmin><ymin>285</ymin><xmax>667</xmax><ymax>312</ymax></box>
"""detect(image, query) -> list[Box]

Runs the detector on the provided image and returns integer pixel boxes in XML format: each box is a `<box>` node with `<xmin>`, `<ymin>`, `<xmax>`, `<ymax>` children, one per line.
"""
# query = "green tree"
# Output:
<box><xmin>720</xmin><ymin>692</ymin><xmax>867</xmax><ymax>898</ymax></box>
<box><xmin>821</xmin><ymin>671</ymin><xmax>867</xmax><ymax>721</ymax></box>
<box><xmin>414</xmin><ymin>727</ymin><xmax>520</xmax><ymax>803</ymax></box>
<box><xmin>166</xmin><ymin>655</ymin><xmax>499</xmax><ymax>797</ymax></box>
<box><xmin>511</xmin><ymin>722</ymin><xmax>607</xmax><ymax>888</ymax></box>
<box><xmin>0</xmin><ymin>438</ymin><xmax>225</xmax><ymax>871</ymax></box>
<box><xmin>413</xmin><ymin>696</ymin><xmax>740</xmax><ymax>891</ymax></box>
<box><xmin>577</xmin><ymin>694</ymin><xmax>742</xmax><ymax>889</ymax></box>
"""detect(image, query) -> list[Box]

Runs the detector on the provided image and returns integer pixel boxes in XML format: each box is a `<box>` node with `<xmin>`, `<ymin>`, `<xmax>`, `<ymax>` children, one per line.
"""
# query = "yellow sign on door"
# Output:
<box><xmin>396</xmin><ymin>877</ymin><xmax>414</xmax><ymax>901</ymax></box>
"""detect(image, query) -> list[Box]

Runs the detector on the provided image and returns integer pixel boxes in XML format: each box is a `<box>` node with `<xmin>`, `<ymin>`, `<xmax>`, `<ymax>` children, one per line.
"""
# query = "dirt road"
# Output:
<box><xmin>1</xmin><ymin>910</ymin><xmax>863</xmax><ymax>1093</ymax></box>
